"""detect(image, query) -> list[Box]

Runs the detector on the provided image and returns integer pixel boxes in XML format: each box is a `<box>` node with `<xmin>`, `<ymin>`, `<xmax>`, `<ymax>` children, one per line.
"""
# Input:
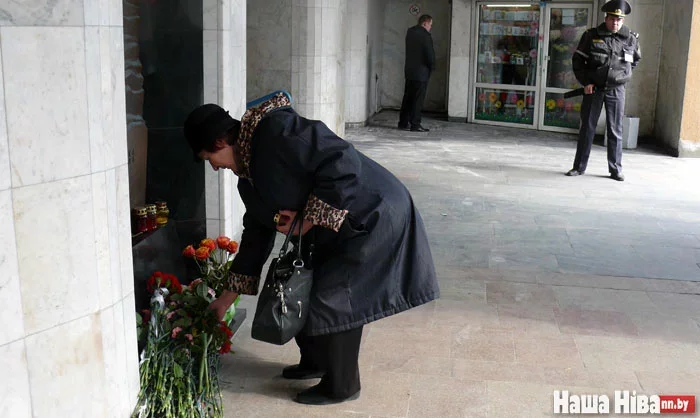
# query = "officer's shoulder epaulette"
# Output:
<box><xmin>631</xmin><ymin>31</ymin><xmax>639</xmax><ymax>39</ymax></box>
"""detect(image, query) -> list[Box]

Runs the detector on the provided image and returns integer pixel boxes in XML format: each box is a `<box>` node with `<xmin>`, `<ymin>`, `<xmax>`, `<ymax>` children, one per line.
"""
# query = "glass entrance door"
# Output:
<box><xmin>538</xmin><ymin>4</ymin><xmax>593</xmax><ymax>132</ymax></box>
<box><xmin>472</xmin><ymin>3</ymin><xmax>542</xmax><ymax>127</ymax></box>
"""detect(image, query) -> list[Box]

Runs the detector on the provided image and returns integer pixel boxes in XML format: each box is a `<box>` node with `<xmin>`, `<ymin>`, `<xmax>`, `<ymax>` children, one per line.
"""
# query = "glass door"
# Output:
<box><xmin>472</xmin><ymin>3</ymin><xmax>542</xmax><ymax>127</ymax></box>
<box><xmin>538</xmin><ymin>4</ymin><xmax>593</xmax><ymax>132</ymax></box>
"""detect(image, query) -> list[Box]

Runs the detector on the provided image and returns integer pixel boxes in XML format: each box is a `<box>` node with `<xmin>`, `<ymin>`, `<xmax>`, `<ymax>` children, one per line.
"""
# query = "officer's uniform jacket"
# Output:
<box><xmin>572</xmin><ymin>23</ymin><xmax>641</xmax><ymax>89</ymax></box>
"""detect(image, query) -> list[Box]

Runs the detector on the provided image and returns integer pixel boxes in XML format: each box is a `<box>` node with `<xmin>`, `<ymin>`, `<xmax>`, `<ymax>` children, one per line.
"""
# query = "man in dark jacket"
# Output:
<box><xmin>184</xmin><ymin>93</ymin><xmax>439</xmax><ymax>406</ymax></box>
<box><xmin>566</xmin><ymin>0</ymin><xmax>640</xmax><ymax>181</ymax></box>
<box><xmin>398</xmin><ymin>14</ymin><xmax>435</xmax><ymax>132</ymax></box>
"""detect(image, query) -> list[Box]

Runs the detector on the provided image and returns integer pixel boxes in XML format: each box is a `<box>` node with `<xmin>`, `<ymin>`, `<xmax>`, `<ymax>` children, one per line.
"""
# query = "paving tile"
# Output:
<box><xmin>514</xmin><ymin>335</ymin><xmax>583</xmax><ymax>367</ymax></box>
<box><xmin>635</xmin><ymin>371</ymin><xmax>700</xmax><ymax>393</ymax></box>
<box><xmin>408</xmin><ymin>375</ymin><xmax>487</xmax><ymax>418</ymax></box>
<box><xmin>487</xmin><ymin>381</ymin><xmax>605</xmax><ymax>418</ymax></box>
<box><xmin>438</xmin><ymin>266</ymin><xmax>505</xmax><ymax>282</ymax></box>
<box><xmin>371</xmin><ymin>353</ymin><xmax>452</xmax><ymax>377</ymax></box>
<box><xmin>363</xmin><ymin>326</ymin><xmax>453</xmax><ymax>359</ymax></box>
<box><xmin>628</xmin><ymin>311</ymin><xmax>700</xmax><ymax>343</ymax></box>
<box><xmin>369</xmin><ymin>301</ymin><xmax>436</xmax><ymax>329</ymax></box>
<box><xmin>553</xmin><ymin>287</ymin><xmax>656</xmax><ymax>313</ymax></box>
<box><xmin>575</xmin><ymin>335</ymin><xmax>700</xmax><ymax>373</ymax></box>
<box><xmin>497</xmin><ymin>304</ymin><xmax>562</xmax><ymax>336</ymax></box>
<box><xmin>541</xmin><ymin>366</ymin><xmax>642</xmax><ymax>390</ymax></box>
<box><xmin>647</xmin><ymin>292</ymin><xmax>700</xmax><ymax>316</ymax></box>
<box><xmin>436</xmin><ymin>278</ymin><xmax>487</xmax><ymax>303</ymax></box>
<box><xmin>451</xmin><ymin>327</ymin><xmax>515</xmax><ymax>362</ymax></box>
<box><xmin>452</xmin><ymin>359</ymin><xmax>546</xmax><ymax>383</ymax></box>
<box><xmin>554</xmin><ymin>308</ymin><xmax>639</xmax><ymax>337</ymax></box>
<box><xmin>431</xmin><ymin>299</ymin><xmax>500</xmax><ymax>328</ymax></box>
<box><xmin>336</xmin><ymin>371</ymin><xmax>413</xmax><ymax>417</ymax></box>
<box><xmin>486</xmin><ymin>282</ymin><xmax>558</xmax><ymax>307</ymax></box>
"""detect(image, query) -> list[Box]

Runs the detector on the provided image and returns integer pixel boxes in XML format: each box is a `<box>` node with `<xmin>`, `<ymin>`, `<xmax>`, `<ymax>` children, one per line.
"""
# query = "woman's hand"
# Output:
<box><xmin>208</xmin><ymin>290</ymin><xmax>238</xmax><ymax>322</ymax></box>
<box><xmin>276</xmin><ymin>209</ymin><xmax>313</xmax><ymax>235</ymax></box>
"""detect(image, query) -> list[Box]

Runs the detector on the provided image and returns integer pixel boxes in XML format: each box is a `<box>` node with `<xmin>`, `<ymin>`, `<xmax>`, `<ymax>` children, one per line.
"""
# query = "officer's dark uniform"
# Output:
<box><xmin>568</xmin><ymin>0</ymin><xmax>641</xmax><ymax>180</ymax></box>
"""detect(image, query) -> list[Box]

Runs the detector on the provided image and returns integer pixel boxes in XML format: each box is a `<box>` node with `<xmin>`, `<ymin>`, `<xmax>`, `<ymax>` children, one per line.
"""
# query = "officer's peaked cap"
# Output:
<box><xmin>601</xmin><ymin>0</ymin><xmax>631</xmax><ymax>17</ymax></box>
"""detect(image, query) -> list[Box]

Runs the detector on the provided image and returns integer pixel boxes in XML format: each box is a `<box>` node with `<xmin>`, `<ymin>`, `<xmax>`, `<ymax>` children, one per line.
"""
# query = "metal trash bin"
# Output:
<box><xmin>604</xmin><ymin>116</ymin><xmax>640</xmax><ymax>149</ymax></box>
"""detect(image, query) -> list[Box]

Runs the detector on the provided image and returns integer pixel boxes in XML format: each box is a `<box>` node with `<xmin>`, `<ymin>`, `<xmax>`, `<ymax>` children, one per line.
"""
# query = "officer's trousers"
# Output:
<box><xmin>572</xmin><ymin>85</ymin><xmax>625</xmax><ymax>175</ymax></box>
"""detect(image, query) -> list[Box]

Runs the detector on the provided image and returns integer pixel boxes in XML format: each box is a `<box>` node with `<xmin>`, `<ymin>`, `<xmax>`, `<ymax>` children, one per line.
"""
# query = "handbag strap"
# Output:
<box><xmin>277</xmin><ymin>211</ymin><xmax>306</xmax><ymax>268</ymax></box>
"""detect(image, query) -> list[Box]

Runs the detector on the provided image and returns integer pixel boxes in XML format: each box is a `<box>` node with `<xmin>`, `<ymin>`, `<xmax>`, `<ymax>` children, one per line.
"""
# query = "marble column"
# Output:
<box><xmin>344</xmin><ymin>0</ymin><xmax>370</xmax><ymax>126</ymax></box>
<box><xmin>0</xmin><ymin>0</ymin><xmax>139</xmax><ymax>417</ymax></box>
<box><xmin>292</xmin><ymin>0</ymin><xmax>347</xmax><ymax>137</ymax></box>
<box><xmin>448</xmin><ymin>0</ymin><xmax>472</xmax><ymax>121</ymax></box>
<box><xmin>678</xmin><ymin>0</ymin><xmax>700</xmax><ymax>157</ymax></box>
<box><xmin>203</xmin><ymin>0</ymin><xmax>247</xmax><ymax>239</ymax></box>
<box><xmin>655</xmin><ymin>0</ymin><xmax>700</xmax><ymax>157</ymax></box>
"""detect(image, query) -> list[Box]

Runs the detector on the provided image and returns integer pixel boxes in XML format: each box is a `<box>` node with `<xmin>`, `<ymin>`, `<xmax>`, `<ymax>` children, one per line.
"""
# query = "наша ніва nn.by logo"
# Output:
<box><xmin>553</xmin><ymin>390</ymin><xmax>696</xmax><ymax>414</ymax></box>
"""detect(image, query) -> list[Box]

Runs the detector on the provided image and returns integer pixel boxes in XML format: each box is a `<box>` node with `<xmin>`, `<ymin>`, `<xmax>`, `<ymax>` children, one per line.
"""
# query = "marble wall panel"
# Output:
<box><xmin>655</xmin><ymin>0</ymin><xmax>692</xmax><ymax>151</ymax></box>
<box><xmin>448</xmin><ymin>0</ymin><xmax>472</xmax><ymax>119</ymax></box>
<box><xmin>25</xmin><ymin>315</ymin><xmax>108</xmax><ymax>417</ymax></box>
<box><xmin>13</xmin><ymin>176</ymin><xmax>100</xmax><ymax>335</ymax></box>
<box><xmin>0</xmin><ymin>340</ymin><xmax>32</xmax><ymax>418</ymax></box>
<box><xmin>116</xmin><ymin>165</ymin><xmax>134</xmax><ymax>298</ymax></box>
<box><xmin>122</xmin><ymin>292</ymin><xmax>141</xmax><ymax>409</ymax></box>
<box><xmin>0</xmin><ymin>190</ymin><xmax>23</xmax><ymax>346</ymax></box>
<box><xmin>91</xmin><ymin>172</ymin><xmax>114</xmax><ymax>310</ymax></box>
<box><xmin>0</xmin><ymin>0</ymin><xmax>84</xmax><ymax>26</ymax></box>
<box><xmin>0</xmin><ymin>39</ymin><xmax>8</xmax><ymax>192</ymax></box>
<box><xmin>2</xmin><ymin>26</ymin><xmax>91</xmax><ymax>188</ymax></box>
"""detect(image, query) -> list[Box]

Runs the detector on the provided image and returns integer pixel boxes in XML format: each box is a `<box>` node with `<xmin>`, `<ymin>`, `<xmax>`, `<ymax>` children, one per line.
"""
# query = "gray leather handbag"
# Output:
<box><xmin>251</xmin><ymin>213</ymin><xmax>313</xmax><ymax>345</ymax></box>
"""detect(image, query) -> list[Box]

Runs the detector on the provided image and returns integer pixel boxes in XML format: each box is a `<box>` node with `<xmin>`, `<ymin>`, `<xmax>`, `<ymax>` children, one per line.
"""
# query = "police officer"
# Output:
<box><xmin>566</xmin><ymin>0</ymin><xmax>641</xmax><ymax>181</ymax></box>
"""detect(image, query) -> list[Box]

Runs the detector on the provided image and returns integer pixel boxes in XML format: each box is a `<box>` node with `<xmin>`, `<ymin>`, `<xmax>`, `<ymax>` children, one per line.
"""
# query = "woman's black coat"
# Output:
<box><xmin>229</xmin><ymin>107</ymin><xmax>439</xmax><ymax>336</ymax></box>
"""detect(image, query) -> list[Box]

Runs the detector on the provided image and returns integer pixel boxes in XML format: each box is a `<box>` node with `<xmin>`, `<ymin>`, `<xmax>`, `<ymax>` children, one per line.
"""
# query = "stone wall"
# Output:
<box><xmin>0</xmin><ymin>0</ymin><xmax>139</xmax><ymax>416</ymax></box>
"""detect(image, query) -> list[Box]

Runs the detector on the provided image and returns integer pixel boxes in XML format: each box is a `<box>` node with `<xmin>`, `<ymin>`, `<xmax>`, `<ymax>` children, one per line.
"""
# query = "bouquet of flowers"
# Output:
<box><xmin>182</xmin><ymin>236</ymin><xmax>241</xmax><ymax>323</ymax></box>
<box><xmin>133</xmin><ymin>272</ymin><xmax>234</xmax><ymax>417</ymax></box>
<box><xmin>132</xmin><ymin>236</ymin><xmax>241</xmax><ymax>417</ymax></box>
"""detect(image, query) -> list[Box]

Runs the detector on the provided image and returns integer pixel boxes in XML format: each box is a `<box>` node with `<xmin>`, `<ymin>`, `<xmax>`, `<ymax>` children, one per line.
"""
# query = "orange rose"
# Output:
<box><xmin>182</xmin><ymin>245</ymin><xmax>196</xmax><ymax>258</ymax></box>
<box><xmin>195</xmin><ymin>247</ymin><xmax>211</xmax><ymax>260</ymax></box>
<box><xmin>225</xmin><ymin>240</ymin><xmax>239</xmax><ymax>254</ymax></box>
<box><xmin>200</xmin><ymin>238</ymin><xmax>216</xmax><ymax>251</ymax></box>
<box><xmin>216</xmin><ymin>236</ymin><xmax>231</xmax><ymax>249</ymax></box>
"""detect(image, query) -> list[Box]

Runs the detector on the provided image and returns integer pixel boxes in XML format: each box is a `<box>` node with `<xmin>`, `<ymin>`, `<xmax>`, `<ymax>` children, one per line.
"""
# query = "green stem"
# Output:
<box><xmin>198</xmin><ymin>333</ymin><xmax>208</xmax><ymax>394</ymax></box>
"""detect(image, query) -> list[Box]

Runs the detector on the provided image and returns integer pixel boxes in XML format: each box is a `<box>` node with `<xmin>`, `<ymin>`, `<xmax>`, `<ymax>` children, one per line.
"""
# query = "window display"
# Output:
<box><xmin>475</xmin><ymin>88</ymin><xmax>535</xmax><ymax>125</ymax></box>
<box><xmin>475</xmin><ymin>4</ymin><xmax>540</xmax><ymax>125</ymax></box>
<box><xmin>543</xmin><ymin>92</ymin><xmax>583</xmax><ymax>129</ymax></box>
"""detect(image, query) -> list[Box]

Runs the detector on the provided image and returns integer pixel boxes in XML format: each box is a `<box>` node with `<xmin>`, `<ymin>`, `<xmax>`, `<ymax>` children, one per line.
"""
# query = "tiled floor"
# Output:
<box><xmin>220</xmin><ymin>112</ymin><xmax>700</xmax><ymax>417</ymax></box>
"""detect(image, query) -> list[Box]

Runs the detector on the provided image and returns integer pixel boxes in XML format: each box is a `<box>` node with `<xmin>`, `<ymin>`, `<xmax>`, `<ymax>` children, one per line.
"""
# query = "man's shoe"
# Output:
<box><xmin>566</xmin><ymin>169</ymin><xmax>584</xmax><ymax>176</ymax></box>
<box><xmin>282</xmin><ymin>364</ymin><xmax>325</xmax><ymax>380</ymax></box>
<box><xmin>397</xmin><ymin>124</ymin><xmax>410</xmax><ymax>131</ymax></box>
<box><xmin>294</xmin><ymin>384</ymin><xmax>361</xmax><ymax>405</ymax></box>
<box><xmin>610</xmin><ymin>172</ymin><xmax>625</xmax><ymax>181</ymax></box>
<box><xmin>410</xmin><ymin>125</ymin><xmax>429</xmax><ymax>132</ymax></box>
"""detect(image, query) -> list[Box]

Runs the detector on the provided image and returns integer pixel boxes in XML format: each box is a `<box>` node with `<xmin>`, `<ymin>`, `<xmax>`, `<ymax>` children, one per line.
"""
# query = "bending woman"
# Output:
<box><xmin>183</xmin><ymin>93</ymin><xmax>439</xmax><ymax>405</ymax></box>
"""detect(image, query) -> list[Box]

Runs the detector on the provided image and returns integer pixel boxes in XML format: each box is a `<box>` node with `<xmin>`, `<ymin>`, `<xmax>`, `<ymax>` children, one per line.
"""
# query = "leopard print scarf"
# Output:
<box><xmin>234</xmin><ymin>92</ymin><xmax>292</xmax><ymax>178</ymax></box>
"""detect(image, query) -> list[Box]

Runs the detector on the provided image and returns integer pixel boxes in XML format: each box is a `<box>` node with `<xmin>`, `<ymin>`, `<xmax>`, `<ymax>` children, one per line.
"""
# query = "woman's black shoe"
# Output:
<box><xmin>294</xmin><ymin>384</ymin><xmax>361</xmax><ymax>405</ymax></box>
<box><xmin>282</xmin><ymin>364</ymin><xmax>325</xmax><ymax>380</ymax></box>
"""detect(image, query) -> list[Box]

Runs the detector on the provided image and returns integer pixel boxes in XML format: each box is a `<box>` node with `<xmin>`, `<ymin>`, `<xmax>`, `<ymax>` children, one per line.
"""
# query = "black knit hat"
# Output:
<box><xmin>183</xmin><ymin>104</ymin><xmax>240</xmax><ymax>160</ymax></box>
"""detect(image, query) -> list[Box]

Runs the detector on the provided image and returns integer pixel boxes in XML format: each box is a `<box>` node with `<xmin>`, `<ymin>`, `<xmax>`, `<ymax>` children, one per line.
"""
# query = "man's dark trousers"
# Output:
<box><xmin>399</xmin><ymin>80</ymin><xmax>428</xmax><ymax>128</ymax></box>
<box><xmin>572</xmin><ymin>85</ymin><xmax>625</xmax><ymax>175</ymax></box>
